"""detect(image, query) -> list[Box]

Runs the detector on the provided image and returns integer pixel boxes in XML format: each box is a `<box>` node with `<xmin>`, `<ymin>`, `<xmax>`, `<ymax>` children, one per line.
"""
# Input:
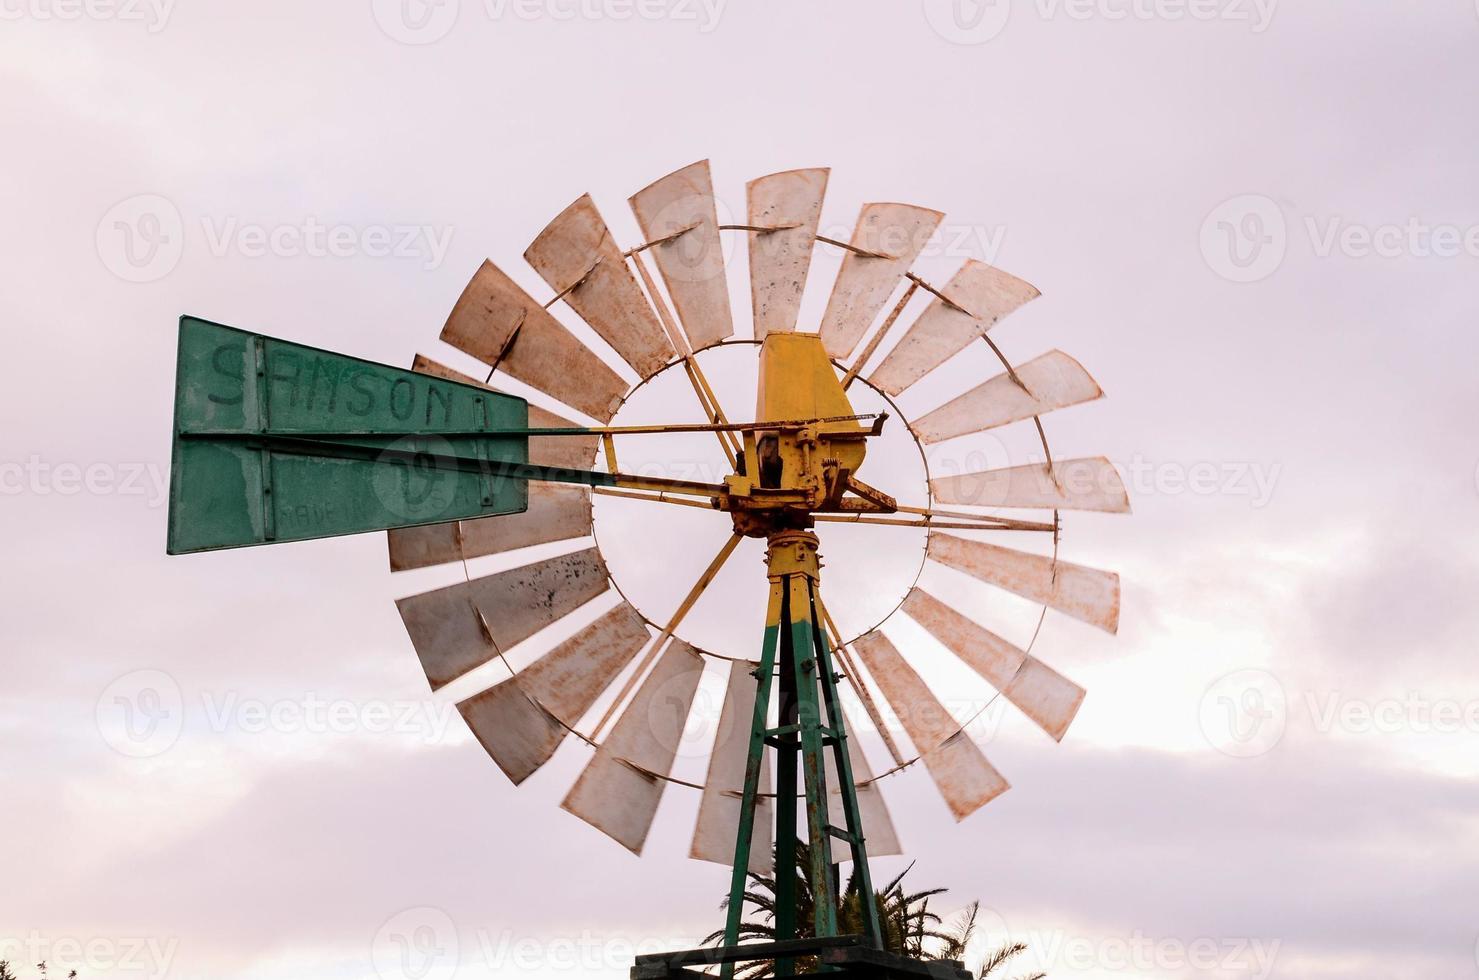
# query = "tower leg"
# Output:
<box><xmin>722</xmin><ymin>581</ymin><xmax>784</xmax><ymax>974</ymax></box>
<box><xmin>807</xmin><ymin>579</ymin><xmax>883</xmax><ymax>947</ymax></box>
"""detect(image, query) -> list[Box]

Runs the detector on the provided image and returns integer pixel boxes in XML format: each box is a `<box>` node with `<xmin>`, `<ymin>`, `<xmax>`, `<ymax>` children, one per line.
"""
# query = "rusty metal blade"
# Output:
<box><xmin>396</xmin><ymin>547</ymin><xmax>609</xmax><ymax>690</ymax></box>
<box><xmin>561</xmin><ymin>639</ymin><xmax>706</xmax><ymax>854</ymax></box>
<box><xmin>930</xmin><ymin>457</ymin><xmax>1130</xmax><ymax>513</ymax></box>
<box><xmin>691</xmin><ymin>659</ymin><xmax>773</xmax><ymax>872</ymax></box>
<box><xmin>525</xmin><ymin>194</ymin><xmax>675</xmax><ymax>379</ymax></box>
<box><xmin>911</xmin><ymin>350</ymin><xmax>1102</xmax><ymax>445</ymax></box>
<box><xmin>409</xmin><ymin>355</ymin><xmax>599</xmax><ymax>468</ymax></box>
<box><xmin>851</xmin><ymin>630</ymin><xmax>1009</xmax><ymax>821</ymax></box>
<box><xmin>388</xmin><ymin>356</ymin><xmax>597</xmax><ymax>571</ymax></box>
<box><xmin>868</xmin><ymin>260</ymin><xmax>1040</xmax><ymax>395</ymax></box>
<box><xmin>903</xmin><ymin>588</ymin><xmax>1084</xmax><ymax>741</ymax></box>
<box><xmin>629</xmin><ymin>160</ymin><xmax>733</xmax><ymax>350</ymax></box>
<box><xmin>440</xmin><ymin>259</ymin><xmax>627</xmax><ymax>421</ymax></box>
<box><xmin>928</xmin><ymin>532</ymin><xmax>1120</xmax><ymax>634</ymax></box>
<box><xmin>389</xmin><ymin>482</ymin><xmax>594</xmax><ymax>571</ymax></box>
<box><xmin>818</xmin><ymin>203</ymin><xmax>943</xmax><ymax>360</ymax></box>
<box><xmin>826</xmin><ymin>722</ymin><xmax>902</xmax><ymax>857</ymax></box>
<box><xmin>457</xmin><ymin>601</ymin><xmax>651</xmax><ymax>784</ymax></box>
<box><xmin>747</xmin><ymin>168</ymin><xmax>828</xmax><ymax>338</ymax></box>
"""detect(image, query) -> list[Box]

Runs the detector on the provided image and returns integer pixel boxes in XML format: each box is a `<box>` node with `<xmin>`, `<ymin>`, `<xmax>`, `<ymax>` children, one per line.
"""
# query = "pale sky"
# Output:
<box><xmin>4</xmin><ymin>2</ymin><xmax>1479</xmax><ymax>979</ymax></box>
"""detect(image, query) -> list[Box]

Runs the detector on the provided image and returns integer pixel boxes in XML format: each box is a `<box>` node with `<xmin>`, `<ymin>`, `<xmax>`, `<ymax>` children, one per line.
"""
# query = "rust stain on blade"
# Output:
<box><xmin>747</xmin><ymin>168</ymin><xmax>828</xmax><ymax>338</ymax></box>
<box><xmin>561</xmin><ymin>639</ymin><xmax>706</xmax><ymax>854</ymax></box>
<box><xmin>869</xmin><ymin>260</ymin><xmax>1040</xmax><ymax>396</ymax></box>
<box><xmin>629</xmin><ymin>160</ymin><xmax>733</xmax><ymax>350</ymax></box>
<box><xmin>903</xmin><ymin>587</ymin><xmax>1084</xmax><ymax>742</ymax></box>
<box><xmin>396</xmin><ymin>547</ymin><xmax>609</xmax><ymax>690</ymax></box>
<box><xmin>457</xmin><ymin>601</ymin><xmax>651</xmax><ymax>784</ymax></box>
<box><xmin>825</xmin><ymin>716</ymin><xmax>901</xmax><ymax>857</ymax></box>
<box><xmin>525</xmin><ymin>194</ymin><xmax>675</xmax><ymax>379</ymax></box>
<box><xmin>389</xmin><ymin>482</ymin><xmax>593</xmax><ymax>571</ymax></box>
<box><xmin>459</xmin><ymin>483</ymin><xmax>592</xmax><ymax>554</ymax></box>
<box><xmin>851</xmin><ymin>630</ymin><xmax>1009</xmax><ymax>821</ymax></box>
<box><xmin>691</xmin><ymin>659</ymin><xmax>772</xmax><ymax>872</ymax></box>
<box><xmin>912</xmin><ymin>350</ymin><xmax>1102</xmax><ymax>445</ymax></box>
<box><xmin>930</xmin><ymin>457</ymin><xmax>1130</xmax><ymax>513</ymax></box>
<box><xmin>818</xmin><ymin>202</ymin><xmax>943</xmax><ymax>360</ymax></box>
<box><xmin>440</xmin><ymin>260</ymin><xmax>626</xmax><ymax>421</ymax></box>
<box><xmin>928</xmin><ymin>532</ymin><xmax>1120</xmax><ymax>634</ymax></box>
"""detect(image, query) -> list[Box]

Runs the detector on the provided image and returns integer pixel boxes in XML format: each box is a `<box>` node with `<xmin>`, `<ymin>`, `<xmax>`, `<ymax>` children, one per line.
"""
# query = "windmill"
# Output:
<box><xmin>167</xmin><ymin>161</ymin><xmax>1126</xmax><ymax>979</ymax></box>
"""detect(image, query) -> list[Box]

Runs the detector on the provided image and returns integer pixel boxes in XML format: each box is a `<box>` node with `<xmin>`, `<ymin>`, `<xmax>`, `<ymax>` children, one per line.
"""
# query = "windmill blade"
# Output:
<box><xmin>747</xmin><ymin>168</ymin><xmax>829</xmax><ymax>338</ymax></box>
<box><xmin>629</xmin><ymin>160</ymin><xmax>733</xmax><ymax>350</ymax></box>
<box><xmin>409</xmin><ymin>355</ymin><xmax>600</xmax><ymax>469</ymax></box>
<box><xmin>457</xmin><ymin>601</ymin><xmax>652</xmax><ymax>784</ymax></box>
<box><xmin>525</xmin><ymin>194</ymin><xmax>676</xmax><ymax>379</ymax></box>
<box><xmin>388</xmin><ymin>483</ymin><xmax>594</xmax><ymax>571</ymax></box>
<box><xmin>851</xmin><ymin>630</ymin><xmax>1008</xmax><ymax>821</ymax></box>
<box><xmin>868</xmin><ymin>260</ymin><xmax>1040</xmax><ymax>396</ymax></box>
<box><xmin>928</xmin><ymin>532</ymin><xmax>1120</xmax><ymax>634</ymax></box>
<box><xmin>691</xmin><ymin>659</ymin><xmax>773</xmax><ymax>873</ymax></box>
<box><xmin>396</xmin><ymin>547</ymin><xmax>609</xmax><ymax>690</ymax></box>
<box><xmin>818</xmin><ymin>203</ymin><xmax>943</xmax><ymax>360</ymax></box>
<box><xmin>826</xmin><ymin>721</ymin><xmax>902</xmax><ymax>857</ymax></box>
<box><xmin>440</xmin><ymin>259</ymin><xmax>627</xmax><ymax>422</ymax></box>
<box><xmin>561</xmin><ymin>639</ymin><xmax>706</xmax><ymax>854</ymax></box>
<box><xmin>931</xmin><ymin>457</ymin><xmax>1130</xmax><ymax>513</ymax></box>
<box><xmin>911</xmin><ymin>350</ymin><xmax>1102</xmax><ymax>445</ymax></box>
<box><xmin>388</xmin><ymin>356</ymin><xmax>598</xmax><ymax>571</ymax></box>
<box><xmin>903</xmin><ymin>588</ymin><xmax>1084</xmax><ymax>741</ymax></box>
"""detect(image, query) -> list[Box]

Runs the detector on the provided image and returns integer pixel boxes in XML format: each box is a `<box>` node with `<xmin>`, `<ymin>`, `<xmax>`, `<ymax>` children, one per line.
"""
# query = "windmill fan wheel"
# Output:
<box><xmin>387</xmin><ymin>161</ymin><xmax>1128</xmax><ymax>868</ymax></box>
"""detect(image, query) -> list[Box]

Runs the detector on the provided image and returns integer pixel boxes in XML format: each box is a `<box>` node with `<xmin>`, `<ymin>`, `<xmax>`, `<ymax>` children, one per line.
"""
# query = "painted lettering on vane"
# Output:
<box><xmin>208</xmin><ymin>343</ymin><xmax>460</xmax><ymax>426</ymax></box>
<box><xmin>208</xmin><ymin>342</ymin><xmax>246</xmax><ymax>405</ymax></box>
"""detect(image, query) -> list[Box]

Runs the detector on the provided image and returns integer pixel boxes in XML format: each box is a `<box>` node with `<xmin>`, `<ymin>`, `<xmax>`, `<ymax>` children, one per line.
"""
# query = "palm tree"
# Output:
<box><xmin>706</xmin><ymin>844</ymin><xmax>1043</xmax><ymax>978</ymax></box>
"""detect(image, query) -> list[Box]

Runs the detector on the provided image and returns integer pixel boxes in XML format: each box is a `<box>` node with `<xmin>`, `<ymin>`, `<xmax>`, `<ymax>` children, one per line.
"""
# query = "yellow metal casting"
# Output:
<box><xmin>723</xmin><ymin>334</ymin><xmax>880</xmax><ymax>537</ymax></box>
